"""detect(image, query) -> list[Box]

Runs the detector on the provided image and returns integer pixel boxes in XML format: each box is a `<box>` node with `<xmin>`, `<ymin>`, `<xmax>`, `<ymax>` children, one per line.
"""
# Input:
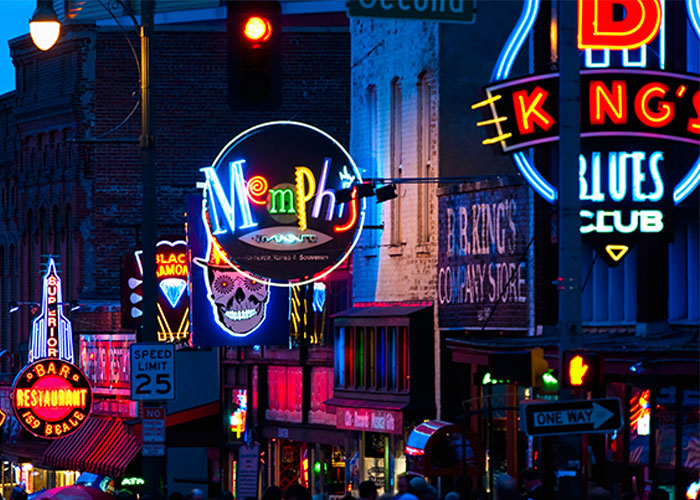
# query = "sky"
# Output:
<box><xmin>0</xmin><ymin>0</ymin><xmax>35</xmax><ymax>95</ymax></box>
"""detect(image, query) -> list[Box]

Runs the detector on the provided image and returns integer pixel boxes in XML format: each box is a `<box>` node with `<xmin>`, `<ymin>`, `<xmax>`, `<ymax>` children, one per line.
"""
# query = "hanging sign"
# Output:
<box><xmin>473</xmin><ymin>0</ymin><xmax>700</xmax><ymax>266</ymax></box>
<box><xmin>120</xmin><ymin>239</ymin><xmax>191</xmax><ymax>343</ymax></box>
<box><xmin>187</xmin><ymin>195</ymin><xmax>289</xmax><ymax>346</ymax></box>
<box><xmin>198</xmin><ymin>121</ymin><xmax>364</xmax><ymax>286</ymax></box>
<box><xmin>29</xmin><ymin>257</ymin><xmax>74</xmax><ymax>363</ymax></box>
<box><xmin>11</xmin><ymin>358</ymin><xmax>92</xmax><ymax>439</ymax></box>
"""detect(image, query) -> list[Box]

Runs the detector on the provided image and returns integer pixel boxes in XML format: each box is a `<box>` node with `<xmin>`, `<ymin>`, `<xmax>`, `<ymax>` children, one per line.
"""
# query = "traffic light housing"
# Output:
<box><xmin>227</xmin><ymin>1</ymin><xmax>281</xmax><ymax>109</ymax></box>
<box><xmin>563</xmin><ymin>351</ymin><xmax>601</xmax><ymax>388</ymax></box>
<box><xmin>485</xmin><ymin>348</ymin><xmax>551</xmax><ymax>388</ymax></box>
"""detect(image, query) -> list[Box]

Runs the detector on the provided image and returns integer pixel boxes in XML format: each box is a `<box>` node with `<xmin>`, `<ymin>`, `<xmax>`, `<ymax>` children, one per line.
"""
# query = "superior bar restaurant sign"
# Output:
<box><xmin>474</xmin><ymin>0</ymin><xmax>700</xmax><ymax>266</ymax></box>
<box><xmin>438</xmin><ymin>183</ymin><xmax>529</xmax><ymax>330</ymax></box>
<box><xmin>13</xmin><ymin>258</ymin><xmax>92</xmax><ymax>439</ymax></box>
<box><xmin>198</xmin><ymin>121</ymin><xmax>364</xmax><ymax>286</ymax></box>
<box><xmin>11</xmin><ymin>359</ymin><xmax>92</xmax><ymax>438</ymax></box>
<box><xmin>348</xmin><ymin>0</ymin><xmax>476</xmax><ymax>24</ymax></box>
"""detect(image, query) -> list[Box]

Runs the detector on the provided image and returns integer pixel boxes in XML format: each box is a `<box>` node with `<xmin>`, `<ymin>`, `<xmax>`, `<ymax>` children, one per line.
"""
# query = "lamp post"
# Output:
<box><xmin>30</xmin><ymin>1</ymin><xmax>161</xmax><ymax>497</ymax></box>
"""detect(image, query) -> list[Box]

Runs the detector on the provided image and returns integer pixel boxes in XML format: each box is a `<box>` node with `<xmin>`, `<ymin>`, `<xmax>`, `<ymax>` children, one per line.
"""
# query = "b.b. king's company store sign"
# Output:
<box><xmin>438</xmin><ymin>183</ymin><xmax>530</xmax><ymax>330</ymax></box>
<box><xmin>474</xmin><ymin>0</ymin><xmax>700</xmax><ymax>266</ymax></box>
<box><xmin>198</xmin><ymin>121</ymin><xmax>365</xmax><ymax>285</ymax></box>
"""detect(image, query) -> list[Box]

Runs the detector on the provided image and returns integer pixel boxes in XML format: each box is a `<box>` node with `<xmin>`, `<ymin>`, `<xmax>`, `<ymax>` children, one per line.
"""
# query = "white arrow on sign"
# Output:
<box><xmin>533</xmin><ymin>402</ymin><xmax>614</xmax><ymax>429</ymax></box>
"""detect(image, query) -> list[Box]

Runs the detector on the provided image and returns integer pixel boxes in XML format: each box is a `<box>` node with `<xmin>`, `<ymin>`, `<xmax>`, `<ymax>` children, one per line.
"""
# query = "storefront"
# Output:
<box><xmin>329</xmin><ymin>303</ymin><xmax>435</xmax><ymax>494</ymax></box>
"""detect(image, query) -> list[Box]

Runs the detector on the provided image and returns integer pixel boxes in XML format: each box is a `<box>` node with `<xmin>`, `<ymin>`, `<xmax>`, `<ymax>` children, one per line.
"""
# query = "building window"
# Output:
<box><xmin>367</xmin><ymin>84</ymin><xmax>379</xmax><ymax>248</ymax></box>
<box><xmin>417</xmin><ymin>72</ymin><xmax>435</xmax><ymax>245</ymax></box>
<box><xmin>309</xmin><ymin>367</ymin><xmax>334</xmax><ymax>425</ymax></box>
<box><xmin>266</xmin><ymin>366</ymin><xmax>303</xmax><ymax>423</ymax></box>
<box><xmin>390</xmin><ymin>77</ymin><xmax>402</xmax><ymax>246</ymax></box>
<box><xmin>335</xmin><ymin>325</ymin><xmax>409</xmax><ymax>392</ymax></box>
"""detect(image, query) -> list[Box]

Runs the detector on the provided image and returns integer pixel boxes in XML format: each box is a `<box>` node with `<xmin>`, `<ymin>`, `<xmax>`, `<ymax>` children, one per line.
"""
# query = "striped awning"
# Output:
<box><xmin>43</xmin><ymin>416</ymin><xmax>140</xmax><ymax>477</ymax></box>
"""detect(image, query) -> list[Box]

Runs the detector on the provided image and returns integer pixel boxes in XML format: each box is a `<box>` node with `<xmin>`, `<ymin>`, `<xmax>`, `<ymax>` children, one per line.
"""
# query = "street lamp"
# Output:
<box><xmin>29</xmin><ymin>0</ymin><xmax>60</xmax><ymax>51</ymax></box>
<box><xmin>29</xmin><ymin>1</ymin><xmax>160</xmax><ymax>498</ymax></box>
<box><xmin>28</xmin><ymin>0</ymin><xmax>158</xmax><ymax>347</ymax></box>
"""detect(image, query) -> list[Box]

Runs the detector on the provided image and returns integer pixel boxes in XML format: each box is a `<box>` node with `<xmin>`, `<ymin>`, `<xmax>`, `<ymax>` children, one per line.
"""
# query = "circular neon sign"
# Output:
<box><xmin>11</xmin><ymin>359</ymin><xmax>92</xmax><ymax>439</ymax></box>
<box><xmin>199</xmin><ymin>121</ymin><xmax>364</xmax><ymax>286</ymax></box>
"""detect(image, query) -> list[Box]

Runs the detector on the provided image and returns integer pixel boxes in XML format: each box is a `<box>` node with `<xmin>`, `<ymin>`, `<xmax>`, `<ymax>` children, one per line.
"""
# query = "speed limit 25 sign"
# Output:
<box><xmin>130</xmin><ymin>343</ymin><xmax>176</xmax><ymax>401</ymax></box>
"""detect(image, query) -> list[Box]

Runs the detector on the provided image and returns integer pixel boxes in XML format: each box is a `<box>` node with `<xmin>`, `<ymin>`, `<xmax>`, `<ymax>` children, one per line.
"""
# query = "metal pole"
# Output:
<box><xmin>140</xmin><ymin>1</ymin><xmax>163</xmax><ymax>498</ymax></box>
<box><xmin>556</xmin><ymin>0</ymin><xmax>583</xmax><ymax>498</ymax></box>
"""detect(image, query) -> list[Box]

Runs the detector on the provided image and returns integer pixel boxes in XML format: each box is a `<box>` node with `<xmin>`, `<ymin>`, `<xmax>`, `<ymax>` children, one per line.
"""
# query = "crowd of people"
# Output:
<box><xmin>7</xmin><ymin>472</ymin><xmax>672</xmax><ymax>500</ymax></box>
<box><xmin>159</xmin><ymin>472</ymin><xmax>670</xmax><ymax>500</ymax></box>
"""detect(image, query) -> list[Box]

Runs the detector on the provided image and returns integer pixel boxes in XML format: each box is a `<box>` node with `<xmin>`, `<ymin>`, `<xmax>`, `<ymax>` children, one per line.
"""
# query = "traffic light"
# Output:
<box><xmin>485</xmin><ymin>348</ymin><xmax>551</xmax><ymax>388</ymax></box>
<box><xmin>563</xmin><ymin>351</ymin><xmax>601</xmax><ymax>388</ymax></box>
<box><xmin>227</xmin><ymin>1</ymin><xmax>281</xmax><ymax>109</ymax></box>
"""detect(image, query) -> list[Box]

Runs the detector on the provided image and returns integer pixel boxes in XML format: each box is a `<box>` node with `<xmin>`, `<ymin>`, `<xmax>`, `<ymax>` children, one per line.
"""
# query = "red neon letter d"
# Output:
<box><xmin>578</xmin><ymin>0</ymin><xmax>662</xmax><ymax>50</ymax></box>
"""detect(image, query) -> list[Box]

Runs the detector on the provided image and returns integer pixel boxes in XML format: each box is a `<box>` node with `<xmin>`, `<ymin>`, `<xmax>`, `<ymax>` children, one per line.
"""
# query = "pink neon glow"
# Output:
<box><xmin>405</xmin><ymin>446</ymin><xmax>425</xmax><ymax>456</ymax></box>
<box><xmin>353</xmin><ymin>301</ymin><xmax>433</xmax><ymax>308</ymax></box>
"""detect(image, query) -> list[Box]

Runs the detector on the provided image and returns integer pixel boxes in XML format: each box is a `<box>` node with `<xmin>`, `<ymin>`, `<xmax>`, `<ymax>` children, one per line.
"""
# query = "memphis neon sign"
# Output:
<box><xmin>199</xmin><ymin>121</ymin><xmax>364</xmax><ymax>286</ymax></box>
<box><xmin>29</xmin><ymin>257</ymin><xmax>74</xmax><ymax>364</ymax></box>
<box><xmin>11</xmin><ymin>358</ymin><xmax>92</xmax><ymax>439</ymax></box>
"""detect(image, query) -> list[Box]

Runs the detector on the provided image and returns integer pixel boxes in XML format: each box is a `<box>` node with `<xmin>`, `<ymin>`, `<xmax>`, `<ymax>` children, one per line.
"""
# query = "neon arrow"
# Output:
<box><xmin>605</xmin><ymin>244</ymin><xmax>629</xmax><ymax>262</ymax></box>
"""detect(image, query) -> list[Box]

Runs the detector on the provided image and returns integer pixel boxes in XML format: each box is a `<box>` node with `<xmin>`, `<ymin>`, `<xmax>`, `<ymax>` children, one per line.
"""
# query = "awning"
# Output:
<box><xmin>43</xmin><ymin>417</ymin><xmax>139</xmax><ymax>477</ymax></box>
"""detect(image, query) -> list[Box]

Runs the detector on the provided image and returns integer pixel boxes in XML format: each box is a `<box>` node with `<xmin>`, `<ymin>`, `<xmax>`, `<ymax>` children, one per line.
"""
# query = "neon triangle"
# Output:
<box><xmin>605</xmin><ymin>244</ymin><xmax>629</xmax><ymax>262</ymax></box>
<box><xmin>159</xmin><ymin>278</ymin><xmax>187</xmax><ymax>308</ymax></box>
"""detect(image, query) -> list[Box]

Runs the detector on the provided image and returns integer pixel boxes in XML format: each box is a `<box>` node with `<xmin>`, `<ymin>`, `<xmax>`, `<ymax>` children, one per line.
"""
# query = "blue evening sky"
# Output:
<box><xmin>0</xmin><ymin>1</ymin><xmax>35</xmax><ymax>95</ymax></box>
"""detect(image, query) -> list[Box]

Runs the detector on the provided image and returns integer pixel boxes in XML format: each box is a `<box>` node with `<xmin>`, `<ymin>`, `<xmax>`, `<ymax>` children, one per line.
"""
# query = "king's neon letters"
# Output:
<box><xmin>202</xmin><ymin>157</ymin><xmax>358</xmax><ymax>236</ymax></box>
<box><xmin>510</xmin><ymin>78</ymin><xmax>700</xmax><ymax>137</ymax></box>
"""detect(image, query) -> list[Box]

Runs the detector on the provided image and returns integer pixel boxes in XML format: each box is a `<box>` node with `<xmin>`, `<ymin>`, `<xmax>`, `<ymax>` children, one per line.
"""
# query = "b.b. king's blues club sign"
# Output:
<box><xmin>474</xmin><ymin>0</ymin><xmax>700</xmax><ymax>266</ymax></box>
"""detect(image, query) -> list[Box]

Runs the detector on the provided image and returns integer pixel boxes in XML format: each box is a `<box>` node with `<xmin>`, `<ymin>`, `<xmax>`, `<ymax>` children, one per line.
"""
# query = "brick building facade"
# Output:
<box><xmin>0</xmin><ymin>2</ymin><xmax>351</xmax><ymax>494</ymax></box>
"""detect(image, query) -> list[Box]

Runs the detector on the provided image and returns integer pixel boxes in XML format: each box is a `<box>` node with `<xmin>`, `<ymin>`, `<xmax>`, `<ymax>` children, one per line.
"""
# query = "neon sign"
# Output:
<box><xmin>29</xmin><ymin>257</ymin><xmax>74</xmax><ymax>364</ymax></box>
<box><xmin>187</xmin><ymin>195</ymin><xmax>290</xmax><ymax>346</ymax></box>
<box><xmin>229</xmin><ymin>388</ymin><xmax>247</xmax><ymax>439</ymax></box>
<box><xmin>479</xmin><ymin>71</ymin><xmax>699</xmax><ymax>152</ymax></box>
<box><xmin>11</xmin><ymin>358</ymin><xmax>92</xmax><ymax>439</ymax></box>
<box><xmin>474</xmin><ymin>0</ymin><xmax>699</xmax><ymax>266</ymax></box>
<box><xmin>198</xmin><ymin>121</ymin><xmax>364</xmax><ymax>286</ymax></box>
<box><xmin>578</xmin><ymin>0</ymin><xmax>663</xmax><ymax>50</ymax></box>
<box><xmin>122</xmin><ymin>240</ymin><xmax>190</xmax><ymax>342</ymax></box>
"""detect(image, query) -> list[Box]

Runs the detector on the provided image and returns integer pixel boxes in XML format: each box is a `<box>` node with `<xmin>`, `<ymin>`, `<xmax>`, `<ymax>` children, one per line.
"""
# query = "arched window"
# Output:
<box><xmin>417</xmin><ymin>71</ymin><xmax>436</xmax><ymax>245</ymax></box>
<box><xmin>390</xmin><ymin>77</ymin><xmax>402</xmax><ymax>247</ymax></box>
<box><xmin>366</xmin><ymin>84</ymin><xmax>379</xmax><ymax>248</ymax></box>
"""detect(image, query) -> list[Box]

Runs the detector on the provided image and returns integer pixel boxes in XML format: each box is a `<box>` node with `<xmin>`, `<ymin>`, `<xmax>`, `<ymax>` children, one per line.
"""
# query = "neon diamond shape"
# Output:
<box><xmin>159</xmin><ymin>278</ymin><xmax>187</xmax><ymax>308</ymax></box>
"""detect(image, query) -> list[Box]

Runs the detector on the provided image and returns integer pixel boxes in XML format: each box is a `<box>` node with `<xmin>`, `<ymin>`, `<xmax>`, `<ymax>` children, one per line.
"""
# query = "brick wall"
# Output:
<box><xmin>350</xmin><ymin>18</ymin><xmax>440</xmax><ymax>304</ymax></box>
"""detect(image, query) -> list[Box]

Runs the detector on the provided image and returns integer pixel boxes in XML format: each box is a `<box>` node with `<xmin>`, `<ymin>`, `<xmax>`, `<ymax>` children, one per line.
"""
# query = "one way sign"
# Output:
<box><xmin>521</xmin><ymin>398</ymin><xmax>622</xmax><ymax>436</ymax></box>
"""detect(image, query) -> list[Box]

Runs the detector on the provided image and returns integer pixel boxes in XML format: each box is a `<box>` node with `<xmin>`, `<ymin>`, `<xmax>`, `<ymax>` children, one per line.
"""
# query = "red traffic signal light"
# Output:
<box><xmin>563</xmin><ymin>352</ymin><xmax>601</xmax><ymax>388</ymax></box>
<box><xmin>243</xmin><ymin>16</ymin><xmax>273</xmax><ymax>43</ymax></box>
<box><xmin>227</xmin><ymin>1</ymin><xmax>281</xmax><ymax>109</ymax></box>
